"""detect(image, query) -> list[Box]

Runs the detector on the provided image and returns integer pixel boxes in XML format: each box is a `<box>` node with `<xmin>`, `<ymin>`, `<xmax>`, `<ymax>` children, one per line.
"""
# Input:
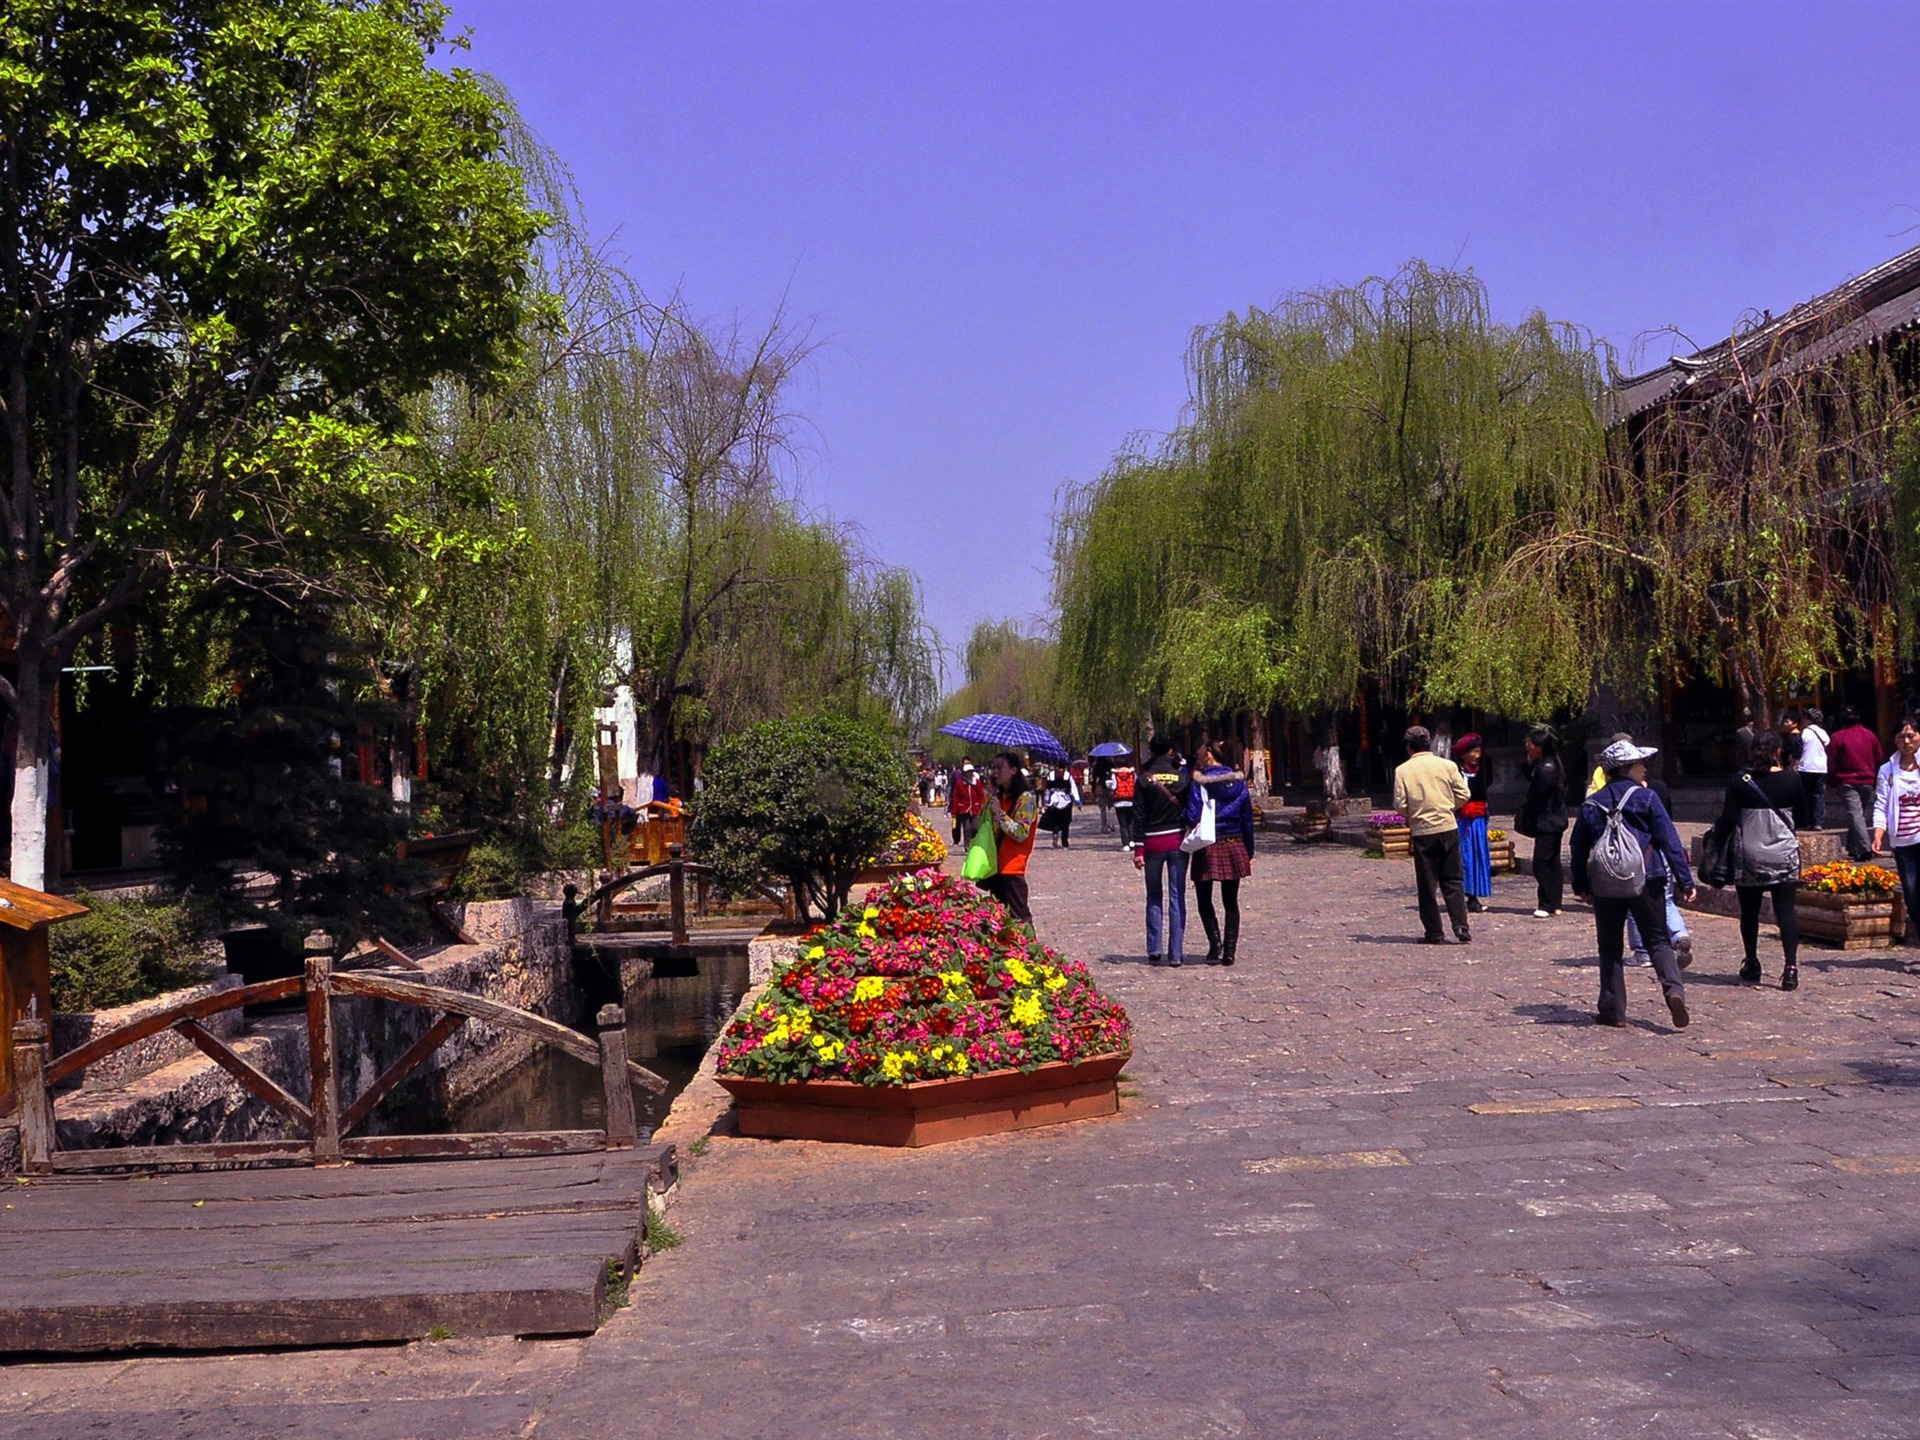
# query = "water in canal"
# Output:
<box><xmin>448</xmin><ymin>949</ymin><xmax>751</xmax><ymax>1138</ymax></box>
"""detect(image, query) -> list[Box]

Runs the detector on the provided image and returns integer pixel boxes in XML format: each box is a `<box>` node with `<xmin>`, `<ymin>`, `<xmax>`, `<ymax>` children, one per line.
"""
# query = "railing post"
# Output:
<box><xmin>12</xmin><ymin>1019</ymin><xmax>53</xmax><ymax>1174</ymax></box>
<box><xmin>305</xmin><ymin>943</ymin><xmax>341</xmax><ymax>1165</ymax></box>
<box><xmin>596</xmin><ymin>1003</ymin><xmax>637</xmax><ymax>1149</ymax></box>
<box><xmin>668</xmin><ymin>844</ymin><xmax>688</xmax><ymax>947</ymax></box>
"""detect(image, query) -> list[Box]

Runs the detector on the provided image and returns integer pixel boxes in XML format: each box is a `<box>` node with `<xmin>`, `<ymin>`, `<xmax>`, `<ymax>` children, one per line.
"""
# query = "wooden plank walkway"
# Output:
<box><xmin>0</xmin><ymin>1144</ymin><xmax>675</xmax><ymax>1354</ymax></box>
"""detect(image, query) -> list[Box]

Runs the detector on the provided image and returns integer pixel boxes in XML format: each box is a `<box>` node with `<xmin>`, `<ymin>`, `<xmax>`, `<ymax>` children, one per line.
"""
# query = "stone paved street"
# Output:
<box><xmin>11</xmin><ymin>833</ymin><xmax>1920</xmax><ymax>1438</ymax></box>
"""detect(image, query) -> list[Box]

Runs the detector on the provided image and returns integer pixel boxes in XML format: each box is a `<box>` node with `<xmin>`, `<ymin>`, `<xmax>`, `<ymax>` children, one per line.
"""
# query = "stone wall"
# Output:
<box><xmin>51</xmin><ymin>974</ymin><xmax>244</xmax><ymax>1092</ymax></box>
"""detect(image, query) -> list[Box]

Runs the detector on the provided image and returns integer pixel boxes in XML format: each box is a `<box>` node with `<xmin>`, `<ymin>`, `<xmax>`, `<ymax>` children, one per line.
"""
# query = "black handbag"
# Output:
<box><xmin>1699</xmin><ymin>817</ymin><xmax>1737</xmax><ymax>887</ymax></box>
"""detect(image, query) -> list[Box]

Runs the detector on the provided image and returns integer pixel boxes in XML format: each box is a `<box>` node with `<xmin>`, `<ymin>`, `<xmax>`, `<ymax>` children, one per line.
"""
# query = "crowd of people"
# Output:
<box><xmin>926</xmin><ymin>703</ymin><xmax>1920</xmax><ymax>1031</ymax></box>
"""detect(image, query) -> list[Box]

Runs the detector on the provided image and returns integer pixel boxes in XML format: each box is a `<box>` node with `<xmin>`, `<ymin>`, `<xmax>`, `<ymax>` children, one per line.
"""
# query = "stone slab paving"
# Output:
<box><xmin>9</xmin><ymin>834</ymin><xmax>1920</xmax><ymax>1438</ymax></box>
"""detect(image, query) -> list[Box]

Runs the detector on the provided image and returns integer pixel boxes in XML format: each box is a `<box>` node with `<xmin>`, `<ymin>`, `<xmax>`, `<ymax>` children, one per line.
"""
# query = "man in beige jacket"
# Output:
<box><xmin>1392</xmin><ymin>725</ymin><xmax>1473</xmax><ymax>944</ymax></box>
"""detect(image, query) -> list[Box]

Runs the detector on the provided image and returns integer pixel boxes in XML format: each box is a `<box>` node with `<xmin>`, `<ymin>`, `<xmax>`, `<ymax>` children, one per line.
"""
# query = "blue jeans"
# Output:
<box><xmin>1144</xmin><ymin>847</ymin><xmax>1190</xmax><ymax>961</ymax></box>
<box><xmin>1628</xmin><ymin>887</ymin><xmax>1689</xmax><ymax>955</ymax></box>
<box><xmin>1894</xmin><ymin>844</ymin><xmax>1920</xmax><ymax>945</ymax></box>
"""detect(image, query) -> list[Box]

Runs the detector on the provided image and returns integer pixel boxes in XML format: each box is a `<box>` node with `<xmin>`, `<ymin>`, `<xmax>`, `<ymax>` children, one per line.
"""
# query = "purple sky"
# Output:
<box><xmin>447</xmin><ymin>0</ymin><xmax>1920</xmax><ymax>682</ymax></box>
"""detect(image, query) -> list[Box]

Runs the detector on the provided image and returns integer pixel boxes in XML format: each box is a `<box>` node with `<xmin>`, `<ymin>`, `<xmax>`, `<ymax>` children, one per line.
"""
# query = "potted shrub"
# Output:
<box><xmin>715</xmin><ymin>870</ymin><xmax>1132</xmax><ymax>1146</ymax></box>
<box><xmin>692</xmin><ymin>714</ymin><xmax>914</xmax><ymax>921</ymax></box>
<box><xmin>1797</xmin><ymin>862</ymin><xmax>1905</xmax><ymax>949</ymax></box>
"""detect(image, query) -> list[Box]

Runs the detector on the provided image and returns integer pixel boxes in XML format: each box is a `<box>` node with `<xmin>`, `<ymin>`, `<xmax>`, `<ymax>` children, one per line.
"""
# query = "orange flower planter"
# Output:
<box><xmin>717</xmin><ymin>1051</ymin><xmax>1129</xmax><ymax>1147</ymax></box>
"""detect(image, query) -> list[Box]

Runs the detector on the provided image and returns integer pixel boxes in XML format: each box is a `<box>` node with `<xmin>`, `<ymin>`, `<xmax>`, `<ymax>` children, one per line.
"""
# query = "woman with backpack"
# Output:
<box><xmin>1571</xmin><ymin>738</ymin><xmax>1695</xmax><ymax>1030</ymax></box>
<box><xmin>1722</xmin><ymin>729</ymin><xmax>1814</xmax><ymax>989</ymax></box>
<box><xmin>1871</xmin><ymin>715</ymin><xmax>1920</xmax><ymax>950</ymax></box>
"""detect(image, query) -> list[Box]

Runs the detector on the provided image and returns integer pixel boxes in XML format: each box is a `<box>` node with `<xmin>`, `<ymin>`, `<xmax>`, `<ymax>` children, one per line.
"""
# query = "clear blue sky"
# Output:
<box><xmin>447</xmin><ymin>0</ymin><xmax>1920</xmax><ymax>684</ymax></box>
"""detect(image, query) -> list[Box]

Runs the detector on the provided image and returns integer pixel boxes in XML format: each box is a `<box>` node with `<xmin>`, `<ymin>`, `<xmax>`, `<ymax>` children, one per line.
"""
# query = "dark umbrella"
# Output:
<box><xmin>936</xmin><ymin>713</ymin><xmax>1071</xmax><ymax>766</ymax></box>
<box><xmin>1088</xmin><ymin>741</ymin><xmax>1132</xmax><ymax>759</ymax></box>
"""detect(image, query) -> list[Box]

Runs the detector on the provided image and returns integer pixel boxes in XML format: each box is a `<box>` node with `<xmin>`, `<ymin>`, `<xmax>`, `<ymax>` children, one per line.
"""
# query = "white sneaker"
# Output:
<box><xmin>1628</xmin><ymin>950</ymin><xmax>1652</xmax><ymax>968</ymax></box>
<box><xmin>1532</xmin><ymin>909</ymin><xmax>1552</xmax><ymax>918</ymax></box>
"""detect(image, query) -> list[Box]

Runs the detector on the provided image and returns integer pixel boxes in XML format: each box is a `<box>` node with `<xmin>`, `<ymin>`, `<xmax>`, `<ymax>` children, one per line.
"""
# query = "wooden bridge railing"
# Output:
<box><xmin>9</xmin><ymin>953</ymin><xmax>668</xmax><ymax>1175</ymax></box>
<box><xmin>566</xmin><ymin>845</ymin><xmax>794</xmax><ymax>943</ymax></box>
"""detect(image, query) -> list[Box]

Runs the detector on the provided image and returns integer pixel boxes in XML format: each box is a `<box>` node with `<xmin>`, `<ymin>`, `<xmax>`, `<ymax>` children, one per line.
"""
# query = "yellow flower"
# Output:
<box><xmin>805</xmin><ymin>945</ymin><xmax>825</xmax><ymax>960</ymax></box>
<box><xmin>863</xmin><ymin>906</ymin><xmax>879</xmax><ymax>920</ymax></box>
<box><xmin>1010</xmin><ymin>991</ymin><xmax>1044</xmax><ymax>1028</ymax></box>
<box><xmin>853</xmin><ymin>976</ymin><xmax>886</xmax><ymax>1003</ymax></box>
<box><xmin>880</xmin><ymin>1052</ymin><xmax>906</xmax><ymax>1081</ymax></box>
<box><xmin>855</xmin><ymin>923</ymin><xmax>876</xmax><ymax>939</ymax></box>
<box><xmin>1005</xmin><ymin>957</ymin><xmax>1034</xmax><ymax>987</ymax></box>
<box><xmin>1044</xmin><ymin>970</ymin><xmax>1068</xmax><ymax>992</ymax></box>
<box><xmin>951</xmin><ymin>1054</ymin><xmax>969</xmax><ymax>1074</ymax></box>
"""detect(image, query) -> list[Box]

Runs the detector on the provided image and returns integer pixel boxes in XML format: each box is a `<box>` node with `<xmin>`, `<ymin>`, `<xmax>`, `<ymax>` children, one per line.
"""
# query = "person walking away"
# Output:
<box><xmin>1871</xmin><ymin>715</ymin><xmax>1920</xmax><ymax>949</ymax></box>
<box><xmin>1828</xmin><ymin>707</ymin><xmax>1884</xmax><ymax>861</ymax></box>
<box><xmin>1041</xmin><ymin>768</ymin><xmax>1076</xmax><ymax>848</ymax></box>
<box><xmin>1112</xmin><ymin>761</ymin><xmax>1138</xmax><ymax>849</ymax></box>
<box><xmin>1392</xmin><ymin>726</ymin><xmax>1473</xmax><ymax>944</ymax></box>
<box><xmin>1798</xmin><ymin>709</ymin><xmax>1830</xmax><ymax>829</ymax></box>
<box><xmin>1189</xmin><ymin>740</ymin><xmax>1255</xmax><ymax>965</ymax></box>
<box><xmin>1724</xmin><ymin>730</ymin><xmax>1812</xmax><ymax>989</ymax></box>
<box><xmin>1733</xmin><ymin>709</ymin><xmax>1756</xmax><ymax>774</ymax></box>
<box><xmin>1092</xmin><ymin>759</ymin><xmax>1116</xmax><ymax>833</ymax></box>
<box><xmin>1570</xmin><ymin>739</ymin><xmax>1694</xmax><ymax>1030</ymax></box>
<box><xmin>949</xmin><ymin>762</ymin><xmax>985</xmax><ymax>847</ymax></box>
<box><xmin>1131</xmin><ymin>736</ymin><xmax>1193</xmax><ymax>966</ymax></box>
<box><xmin>1454</xmin><ymin>734</ymin><xmax>1494</xmax><ymax>915</ymax></box>
<box><xmin>978</xmin><ymin>752</ymin><xmax>1039</xmax><ymax>926</ymax></box>
<box><xmin>1517</xmin><ymin>729</ymin><xmax>1568</xmax><ymax>917</ymax></box>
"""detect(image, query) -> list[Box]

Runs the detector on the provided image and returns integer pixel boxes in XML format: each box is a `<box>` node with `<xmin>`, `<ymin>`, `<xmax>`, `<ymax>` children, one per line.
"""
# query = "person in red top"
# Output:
<box><xmin>1826</xmin><ymin>706</ymin><xmax>1886</xmax><ymax>861</ymax></box>
<box><xmin>948</xmin><ymin>762</ymin><xmax>986</xmax><ymax>847</ymax></box>
<box><xmin>979</xmin><ymin>751</ymin><xmax>1039</xmax><ymax>926</ymax></box>
<box><xmin>1111</xmin><ymin>762</ymin><xmax>1137</xmax><ymax>848</ymax></box>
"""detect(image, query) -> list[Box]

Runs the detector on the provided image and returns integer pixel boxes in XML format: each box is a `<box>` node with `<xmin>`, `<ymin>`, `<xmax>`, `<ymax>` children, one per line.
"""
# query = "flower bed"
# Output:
<box><xmin>1798</xmin><ymin>863</ymin><xmax>1905</xmax><ymax>949</ymax></box>
<box><xmin>715</xmin><ymin>870</ymin><xmax>1132</xmax><ymax>1143</ymax></box>
<box><xmin>866</xmin><ymin>812</ymin><xmax>949</xmax><ymax>869</ymax></box>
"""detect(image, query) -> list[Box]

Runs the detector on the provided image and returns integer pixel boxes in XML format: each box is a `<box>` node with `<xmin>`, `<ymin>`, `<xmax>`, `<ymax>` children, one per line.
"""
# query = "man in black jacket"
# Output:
<box><xmin>1516</xmin><ymin>727</ymin><xmax>1568</xmax><ymax>916</ymax></box>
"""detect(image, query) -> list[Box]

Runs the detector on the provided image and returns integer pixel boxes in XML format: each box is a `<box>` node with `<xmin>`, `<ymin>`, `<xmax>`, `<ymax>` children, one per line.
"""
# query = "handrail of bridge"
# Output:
<box><xmin>10</xmin><ymin>953</ymin><xmax>667</xmax><ymax>1175</ymax></box>
<box><xmin>565</xmin><ymin>845</ymin><xmax>794</xmax><ymax>942</ymax></box>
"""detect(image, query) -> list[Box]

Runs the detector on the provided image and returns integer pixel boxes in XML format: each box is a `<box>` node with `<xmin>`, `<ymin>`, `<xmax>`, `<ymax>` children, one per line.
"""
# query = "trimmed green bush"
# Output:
<box><xmin>50</xmin><ymin>890</ymin><xmax>217</xmax><ymax>1013</ymax></box>
<box><xmin>691</xmin><ymin>714</ymin><xmax>915</xmax><ymax>920</ymax></box>
<box><xmin>450</xmin><ymin>841</ymin><xmax>527</xmax><ymax>901</ymax></box>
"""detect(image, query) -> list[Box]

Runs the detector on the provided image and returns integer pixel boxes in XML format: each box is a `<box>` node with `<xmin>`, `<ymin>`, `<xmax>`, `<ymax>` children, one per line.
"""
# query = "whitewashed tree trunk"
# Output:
<box><xmin>1323</xmin><ymin>722</ymin><xmax>1347</xmax><ymax>810</ymax></box>
<box><xmin>8</xmin><ymin>654</ymin><xmax>55</xmax><ymax>891</ymax></box>
<box><xmin>1247</xmin><ymin>710</ymin><xmax>1271</xmax><ymax>798</ymax></box>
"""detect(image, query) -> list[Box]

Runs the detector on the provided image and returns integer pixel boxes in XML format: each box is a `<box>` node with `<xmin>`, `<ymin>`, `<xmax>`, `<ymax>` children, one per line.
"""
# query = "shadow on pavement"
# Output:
<box><xmin>1512</xmin><ymin>1002</ymin><xmax>1592</xmax><ymax>1025</ymax></box>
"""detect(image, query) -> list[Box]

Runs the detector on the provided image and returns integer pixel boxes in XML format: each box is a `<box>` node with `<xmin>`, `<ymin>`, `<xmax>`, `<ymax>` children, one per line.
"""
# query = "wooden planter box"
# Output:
<box><xmin>854</xmin><ymin>861</ymin><xmax>928</xmax><ymax>886</ymax></box>
<box><xmin>717</xmin><ymin>1051</ymin><xmax>1129</xmax><ymax>1147</ymax></box>
<box><xmin>1291</xmin><ymin>814</ymin><xmax>1331</xmax><ymax>842</ymax></box>
<box><xmin>1366</xmin><ymin>824</ymin><xmax>1411</xmax><ymax>858</ymax></box>
<box><xmin>1795</xmin><ymin>888</ymin><xmax>1907</xmax><ymax>949</ymax></box>
<box><xmin>1488</xmin><ymin>837</ymin><xmax>1515</xmax><ymax>873</ymax></box>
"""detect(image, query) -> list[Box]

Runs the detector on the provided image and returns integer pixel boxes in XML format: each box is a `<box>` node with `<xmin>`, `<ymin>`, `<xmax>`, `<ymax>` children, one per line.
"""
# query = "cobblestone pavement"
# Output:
<box><xmin>11</xmin><ymin>832</ymin><xmax>1920</xmax><ymax>1438</ymax></box>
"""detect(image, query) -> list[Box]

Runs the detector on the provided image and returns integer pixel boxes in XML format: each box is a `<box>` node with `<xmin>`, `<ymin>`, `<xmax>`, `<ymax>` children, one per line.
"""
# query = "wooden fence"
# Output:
<box><xmin>9</xmin><ymin>956</ymin><xmax>668</xmax><ymax>1175</ymax></box>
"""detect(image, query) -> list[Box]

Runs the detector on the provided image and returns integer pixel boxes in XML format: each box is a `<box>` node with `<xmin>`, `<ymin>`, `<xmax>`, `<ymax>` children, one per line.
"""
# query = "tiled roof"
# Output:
<box><xmin>1609</xmin><ymin>244</ymin><xmax>1920</xmax><ymax>423</ymax></box>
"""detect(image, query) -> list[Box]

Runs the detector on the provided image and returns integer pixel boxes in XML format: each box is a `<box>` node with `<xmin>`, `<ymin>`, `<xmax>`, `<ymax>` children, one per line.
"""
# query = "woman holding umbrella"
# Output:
<box><xmin>980</xmin><ymin>751</ymin><xmax>1040</xmax><ymax>926</ymax></box>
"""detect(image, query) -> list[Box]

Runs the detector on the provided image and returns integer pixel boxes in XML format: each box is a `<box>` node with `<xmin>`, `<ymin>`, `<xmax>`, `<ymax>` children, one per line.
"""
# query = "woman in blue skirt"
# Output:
<box><xmin>1455</xmin><ymin>734</ymin><xmax>1494</xmax><ymax>913</ymax></box>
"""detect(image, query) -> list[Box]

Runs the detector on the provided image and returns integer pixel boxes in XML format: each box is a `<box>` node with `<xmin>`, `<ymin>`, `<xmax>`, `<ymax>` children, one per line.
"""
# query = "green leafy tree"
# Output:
<box><xmin>0</xmin><ymin>0</ymin><xmax>544</xmax><ymax>886</ymax></box>
<box><xmin>1054</xmin><ymin>262</ymin><xmax>1609</xmax><ymax>733</ymax></box>
<box><xmin>691</xmin><ymin>714</ymin><xmax>914</xmax><ymax>921</ymax></box>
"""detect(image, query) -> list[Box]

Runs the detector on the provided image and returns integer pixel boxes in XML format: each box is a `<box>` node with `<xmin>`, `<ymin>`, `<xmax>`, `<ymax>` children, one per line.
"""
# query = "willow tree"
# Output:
<box><xmin>1586</xmin><ymin>309</ymin><xmax>1916</xmax><ymax>728</ymax></box>
<box><xmin>1055</xmin><ymin>262</ymin><xmax>1612</xmax><ymax>745</ymax></box>
<box><xmin>929</xmin><ymin>619</ymin><xmax>1068</xmax><ymax>761</ymax></box>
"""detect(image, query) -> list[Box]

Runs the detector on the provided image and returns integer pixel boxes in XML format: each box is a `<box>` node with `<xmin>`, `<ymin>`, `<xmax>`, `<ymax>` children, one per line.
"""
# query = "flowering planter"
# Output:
<box><xmin>1366</xmin><ymin>824</ymin><xmax>1411</xmax><ymax>858</ymax></box>
<box><xmin>718</xmin><ymin>1051</ymin><xmax>1128</xmax><ymax>1147</ymax></box>
<box><xmin>853</xmin><ymin>861</ymin><xmax>925</xmax><ymax>885</ymax></box>
<box><xmin>1795</xmin><ymin>889</ymin><xmax>1906</xmax><ymax>949</ymax></box>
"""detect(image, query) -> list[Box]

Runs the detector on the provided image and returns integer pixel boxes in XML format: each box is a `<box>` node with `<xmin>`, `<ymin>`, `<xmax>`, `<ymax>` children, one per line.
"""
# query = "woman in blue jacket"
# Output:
<box><xmin>1188</xmin><ymin>739</ymin><xmax>1256</xmax><ymax>965</ymax></box>
<box><xmin>1570</xmin><ymin>738</ymin><xmax>1695</xmax><ymax>1030</ymax></box>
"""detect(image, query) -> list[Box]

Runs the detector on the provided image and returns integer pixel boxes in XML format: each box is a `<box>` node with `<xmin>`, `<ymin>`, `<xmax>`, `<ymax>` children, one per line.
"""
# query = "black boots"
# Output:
<box><xmin>1221</xmin><ymin>912</ymin><xmax>1239</xmax><ymax>965</ymax></box>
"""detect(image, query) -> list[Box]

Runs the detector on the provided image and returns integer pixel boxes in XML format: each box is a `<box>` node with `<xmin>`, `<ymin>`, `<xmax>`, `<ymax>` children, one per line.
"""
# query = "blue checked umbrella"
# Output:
<box><xmin>1088</xmin><ymin>741</ymin><xmax>1133</xmax><ymax>759</ymax></box>
<box><xmin>936</xmin><ymin>713</ymin><xmax>1071</xmax><ymax>766</ymax></box>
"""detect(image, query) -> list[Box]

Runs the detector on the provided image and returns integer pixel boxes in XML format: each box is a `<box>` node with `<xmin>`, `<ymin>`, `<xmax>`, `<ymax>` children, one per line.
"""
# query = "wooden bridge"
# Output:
<box><xmin>1</xmin><ymin>951</ymin><xmax>680</xmax><ymax>1353</ymax></box>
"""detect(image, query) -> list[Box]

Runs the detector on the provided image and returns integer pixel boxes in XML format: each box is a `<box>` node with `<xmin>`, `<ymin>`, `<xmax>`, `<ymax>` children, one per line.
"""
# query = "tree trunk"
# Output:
<box><xmin>8</xmin><ymin>648</ymin><xmax>56</xmax><ymax>892</ymax></box>
<box><xmin>1247</xmin><ymin>710</ymin><xmax>1270</xmax><ymax>798</ymax></box>
<box><xmin>1323</xmin><ymin>720</ymin><xmax>1347</xmax><ymax>810</ymax></box>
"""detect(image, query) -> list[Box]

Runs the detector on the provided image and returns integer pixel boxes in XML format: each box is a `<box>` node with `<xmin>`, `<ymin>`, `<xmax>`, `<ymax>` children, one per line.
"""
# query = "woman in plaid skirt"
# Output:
<box><xmin>1189</xmin><ymin>739</ymin><xmax>1256</xmax><ymax>965</ymax></box>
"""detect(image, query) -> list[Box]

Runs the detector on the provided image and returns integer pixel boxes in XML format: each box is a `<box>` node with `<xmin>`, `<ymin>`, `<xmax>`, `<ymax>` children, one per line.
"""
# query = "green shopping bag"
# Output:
<box><xmin>962</xmin><ymin>813</ymin><xmax>999</xmax><ymax>880</ymax></box>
